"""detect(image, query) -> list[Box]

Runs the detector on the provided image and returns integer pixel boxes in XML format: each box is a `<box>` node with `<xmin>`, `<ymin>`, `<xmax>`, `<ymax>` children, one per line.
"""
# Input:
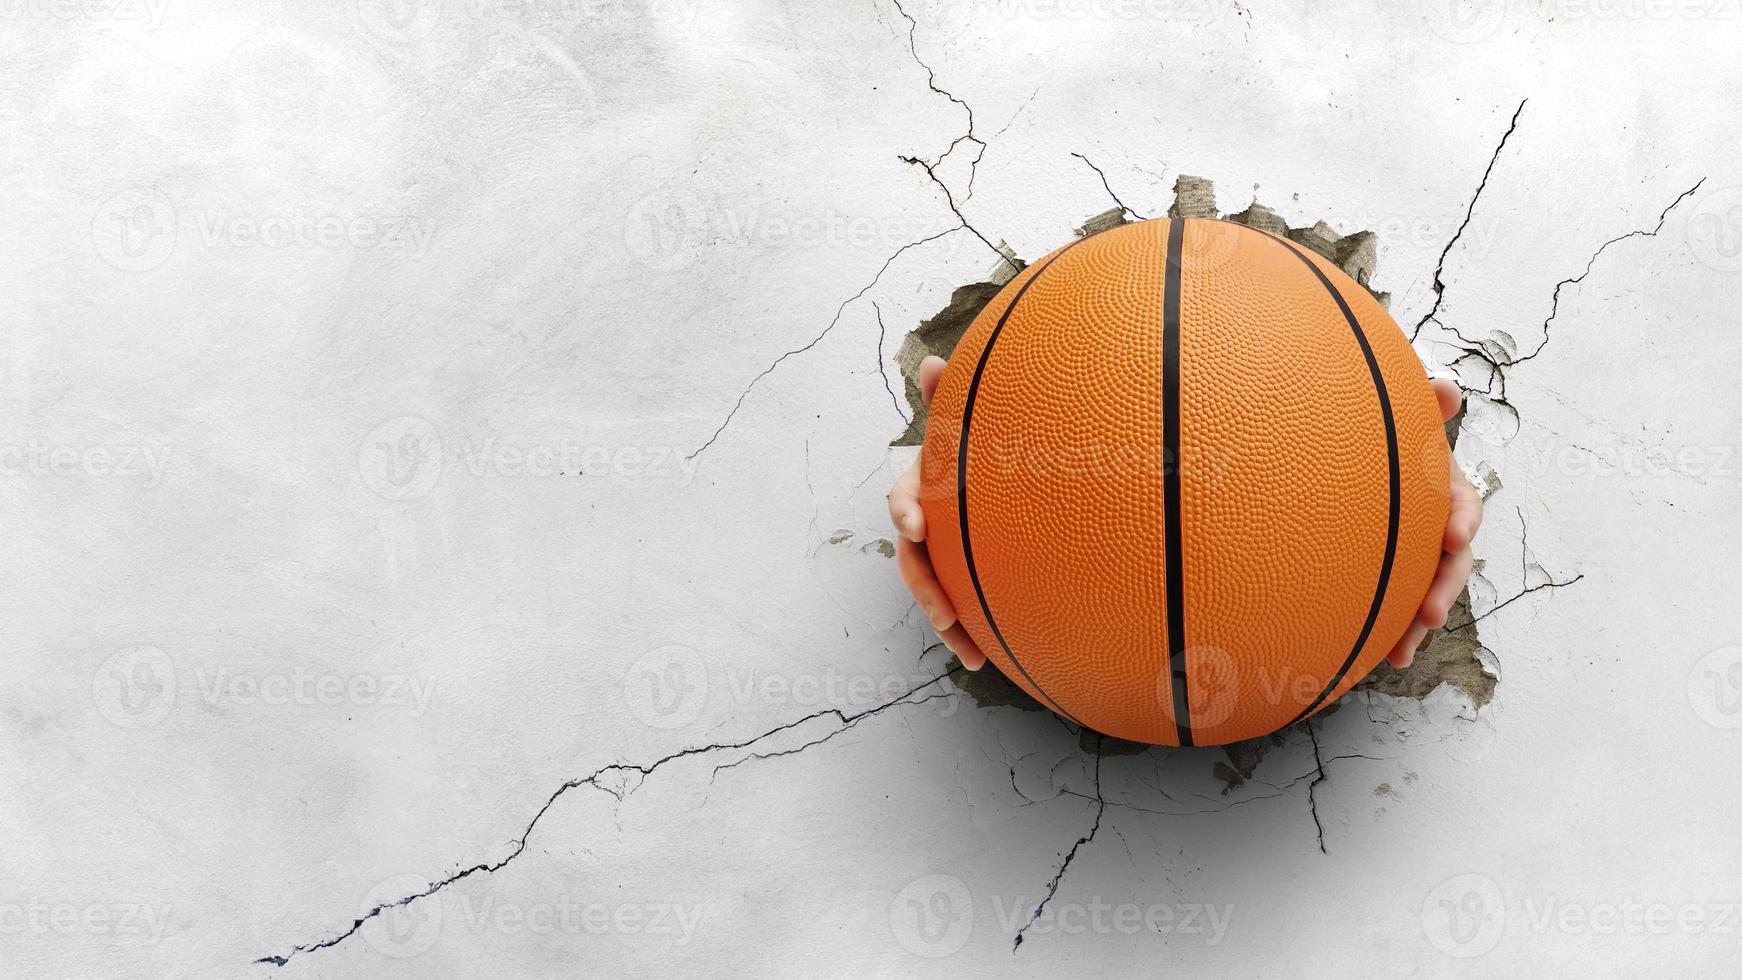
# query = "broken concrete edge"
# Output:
<box><xmin>1352</xmin><ymin>409</ymin><xmax>1495</xmax><ymax>712</ymax></box>
<box><xmin>890</xmin><ymin>175</ymin><xmax>1497</xmax><ymax>779</ymax></box>
<box><xmin>892</xmin><ymin>174</ymin><xmax>1392</xmax><ymax>447</ymax></box>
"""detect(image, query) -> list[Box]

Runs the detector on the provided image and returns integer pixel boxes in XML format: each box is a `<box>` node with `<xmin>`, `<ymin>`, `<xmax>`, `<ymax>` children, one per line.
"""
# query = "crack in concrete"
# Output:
<box><xmin>1500</xmin><ymin>177</ymin><xmax>1705</xmax><ymax>366</ymax></box>
<box><xmin>1305</xmin><ymin>720</ymin><xmax>1329</xmax><ymax>854</ymax></box>
<box><xmin>1213</xmin><ymin>735</ymin><xmax>1280</xmax><ymax>794</ymax></box>
<box><xmin>872</xmin><ymin>301</ymin><xmax>907</xmax><ymax>422</ymax></box>
<box><xmin>886</xmin><ymin>0</ymin><xmax>1014</xmax><ymax>274</ymax></box>
<box><xmin>687</xmin><ymin>0</ymin><xmax>1025</xmax><ymax>462</ymax></box>
<box><xmin>1013</xmin><ymin>744</ymin><xmax>1105</xmax><ymax>951</ymax></box>
<box><xmin>1071</xmin><ymin>152</ymin><xmax>1149</xmax><ymax>220</ymax></box>
<box><xmin>1446</xmin><ymin>505</ymin><xmax>1584</xmax><ymax>633</ymax></box>
<box><xmin>1440</xmin><ymin>174</ymin><xmax>1703</xmax><ymax>408</ymax></box>
<box><xmin>254</xmin><ymin>668</ymin><xmax>963</xmax><ymax>967</ymax></box>
<box><xmin>967</xmin><ymin>85</ymin><xmax>1042</xmax><ymax>205</ymax></box>
<box><xmin>709</xmin><ymin>687</ymin><xmax>958</xmax><ymax>780</ymax></box>
<box><xmin>899</xmin><ymin>153</ymin><xmax>1018</xmax><ymax>276</ymax></box>
<box><xmin>1411</xmin><ymin>98</ymin><xmax>1528</xmax><ymax>341</ymax></box>
<box><xmin>1446</xmin><ymin>574</ymin><xmax>1585</xmax><ymax>633</ymax></box>
<box><xmin>1051</xmin><ymin>745</ymin><xmax>1386</xmax><ymax>819</ymax></box>
<box><xmin>686</xmin><ymin>223</ymin><xmax>963</xmax><ymax>460</ymax></box>
<box><xmin>889</xmin><ymin>0</ymin><xmax>982</xmax><ymax>172</ymax></box>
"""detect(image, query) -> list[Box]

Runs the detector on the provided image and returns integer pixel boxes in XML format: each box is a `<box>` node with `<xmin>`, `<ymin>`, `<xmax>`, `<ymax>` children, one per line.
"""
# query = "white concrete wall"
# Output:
<box><xmin>2</xmin><ymin>0</ymin><xmax>1739</xmax><ymax>976</ymax></box>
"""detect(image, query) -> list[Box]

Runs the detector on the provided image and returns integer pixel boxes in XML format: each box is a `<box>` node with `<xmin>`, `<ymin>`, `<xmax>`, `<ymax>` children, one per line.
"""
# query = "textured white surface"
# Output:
<box><xmin>2</xmin><ymin>1</ymin><xmax>1740</xmax><ymax>976</ymax></box>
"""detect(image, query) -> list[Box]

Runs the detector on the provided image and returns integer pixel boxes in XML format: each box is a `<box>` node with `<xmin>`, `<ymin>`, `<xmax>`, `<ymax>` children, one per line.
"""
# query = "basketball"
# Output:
<box><xmin>919</xmin><ymin>217</ymin><xmax>1450</xmax><ymax>747</ymax></box>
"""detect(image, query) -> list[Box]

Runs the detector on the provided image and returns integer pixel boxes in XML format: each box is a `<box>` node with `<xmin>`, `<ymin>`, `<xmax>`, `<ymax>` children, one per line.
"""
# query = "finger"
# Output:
<box><xmin>1386</xmin><ymin>622</ymin><xmax>1428</xmax><ymax>669</ymax></box>
<box><xmin>1430</xmin><ymin>376</ymin><xmax>1463</xmax><ymax>423</ymax></box>
<box><xmin>1417</xmin><ymin>547</ymin><xmax>1475</xmax><ymax>629</ymax></box>
<box><xmin>918</xmin><ymin>355</ymin><xmax>947</xmax><ymax>407</ymax></box>
<box><xmin>1443</xmin><ymin>455</ymin><xmax>1483</xmax><ymax>553</ymax></box>
<box><xmin>939</xmin><ymin>621</ymin><xmax>986</xmax><ymax>670</ymax></box>
<box><xmin>888</xmin><ymin>458</ymin><xmax>927</xmax><ymax>542</ymax></box>
<box><xmin>897</xmin><ymin>536</ymin><xmax>959</xmax><ymax>632</ymax></box>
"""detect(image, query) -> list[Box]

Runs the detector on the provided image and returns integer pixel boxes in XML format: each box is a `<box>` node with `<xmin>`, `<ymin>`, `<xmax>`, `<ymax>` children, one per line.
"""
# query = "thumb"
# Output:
<box><xmin>918</xmin><ymin>355</ymin><xmax>947</xmax><ymax>407</ymax></box>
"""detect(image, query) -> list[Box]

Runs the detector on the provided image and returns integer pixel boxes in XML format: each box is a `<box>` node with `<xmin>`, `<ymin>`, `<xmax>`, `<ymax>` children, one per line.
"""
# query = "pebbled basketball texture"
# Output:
<box><xmin>919</xmin><ymin>217</ymin><xmax>1449</xmax><ymax>747</ymax></box>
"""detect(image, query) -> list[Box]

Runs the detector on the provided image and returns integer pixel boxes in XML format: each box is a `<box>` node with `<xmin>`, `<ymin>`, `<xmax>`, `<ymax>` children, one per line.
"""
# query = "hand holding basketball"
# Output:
<box><xmin>889</xmin><ymin>357</ymin><xmax>1483</xmax><ymax>675</ymax></box>
<box><xmin>1388</xmin><ymin>376</ymin><xmax>1485</xmax><ymax>669</ymax></box>
<box><xmin>890</xmin><ymin>355</ymin><xmax>986</xmax><ymax>671</ymax></box>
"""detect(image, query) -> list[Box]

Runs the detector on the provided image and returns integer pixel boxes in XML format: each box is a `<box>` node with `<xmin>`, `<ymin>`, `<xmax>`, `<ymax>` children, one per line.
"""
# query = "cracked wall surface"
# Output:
<box><xmin>3</xmin><ymin>1</ymin><xmax>1739</xmax><ymax>977</ymax></box>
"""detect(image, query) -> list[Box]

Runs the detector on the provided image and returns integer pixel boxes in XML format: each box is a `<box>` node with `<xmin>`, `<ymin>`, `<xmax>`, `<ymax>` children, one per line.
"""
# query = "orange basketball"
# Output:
<box><xmin>919</xmin><ymin>218</ymin><xmax>1449</xmax><ymax>746</ymax></box>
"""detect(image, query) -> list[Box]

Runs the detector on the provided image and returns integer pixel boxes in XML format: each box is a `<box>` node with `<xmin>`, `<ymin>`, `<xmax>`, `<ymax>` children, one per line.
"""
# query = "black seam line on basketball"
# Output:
<box><xmin>1271</xmin><ymin>236</ymin><xmax>1402</xmax><ymax>727</ymax></box>
<box><xmin>1161</xmin><ymin>218</ymin><xmax>1192</xmax><ymax>748</ymax></box>
<box><xmin>956</xmin><ymin>233</ymin><xmax>1105</xmax><ymax>728</ymax></box>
